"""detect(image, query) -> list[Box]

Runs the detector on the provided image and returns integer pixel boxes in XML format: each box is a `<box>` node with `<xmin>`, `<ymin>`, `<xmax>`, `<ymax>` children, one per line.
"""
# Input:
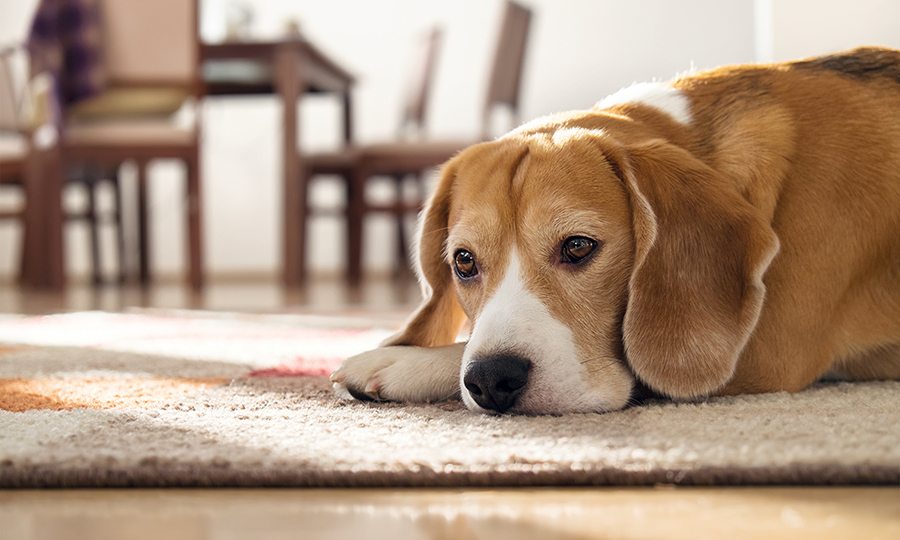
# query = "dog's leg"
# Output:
<box><xmin>331</xmin><ymin>342</ymin><xmax>465</xmax><ymax>402</ymax></box>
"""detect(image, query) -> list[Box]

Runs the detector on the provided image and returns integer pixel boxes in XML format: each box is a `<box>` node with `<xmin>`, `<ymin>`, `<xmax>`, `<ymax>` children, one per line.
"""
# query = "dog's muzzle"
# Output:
<box><xmin>463</xmin><ymin>354</ymin><xmax>532</xmax><ymax>413</ymax></box>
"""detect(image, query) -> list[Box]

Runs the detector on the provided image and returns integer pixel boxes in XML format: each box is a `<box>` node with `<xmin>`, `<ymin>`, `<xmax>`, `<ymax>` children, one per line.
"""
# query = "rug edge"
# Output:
<box><xmin>2</xmin><ymin>463</ymin><xmax>897</xmax><ymax>489</ymax></box>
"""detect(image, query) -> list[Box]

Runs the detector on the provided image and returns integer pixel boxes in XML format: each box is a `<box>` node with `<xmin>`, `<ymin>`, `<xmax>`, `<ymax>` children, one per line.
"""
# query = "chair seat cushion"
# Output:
<box><xmin>65</xmin><ymin>119</ymin><xmax>194</xmax><ymax>147</ymax></box>
<box><xmin>67</xmin><ymin>86</ymin><xmax>190</xmax><ymax>122</ymax></box>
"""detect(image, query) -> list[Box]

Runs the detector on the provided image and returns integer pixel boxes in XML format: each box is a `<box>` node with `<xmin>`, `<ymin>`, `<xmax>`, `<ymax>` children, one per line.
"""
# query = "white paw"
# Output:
<box><xmin>330</xmin><ymin>343</ymin><xmax>465</xmax><ymax>403</ymax></box>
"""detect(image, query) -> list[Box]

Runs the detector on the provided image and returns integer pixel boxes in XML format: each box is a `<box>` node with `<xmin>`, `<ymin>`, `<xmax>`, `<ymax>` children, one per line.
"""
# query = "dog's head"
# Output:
<box><xmin>387</xmin><ymin>114</ymin><xmax>778</xmax><ymax>414</ymax></box>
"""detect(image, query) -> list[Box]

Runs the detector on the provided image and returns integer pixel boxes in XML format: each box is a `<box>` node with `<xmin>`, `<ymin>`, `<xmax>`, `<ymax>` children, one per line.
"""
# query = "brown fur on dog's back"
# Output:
<box><xmin>672</xmin><ymin>49</ymin><xmax>900</xmax><ymax>393</ymax></box>
<box><xmin>495</xmin><ymin>47</ymin><xmax>900</xmax><ymax>397</ymax></box>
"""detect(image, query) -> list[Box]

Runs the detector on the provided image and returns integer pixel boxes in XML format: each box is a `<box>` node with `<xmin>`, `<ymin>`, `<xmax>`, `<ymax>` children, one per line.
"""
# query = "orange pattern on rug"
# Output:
<box><xmin>0</xmin><ymin>378</ymin><xmax>230</xmax><ymax>412</ymax></box>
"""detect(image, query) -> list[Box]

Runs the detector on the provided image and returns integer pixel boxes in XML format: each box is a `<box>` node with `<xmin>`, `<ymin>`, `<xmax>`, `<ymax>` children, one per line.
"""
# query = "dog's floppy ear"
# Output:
<box><xmin>382</xmin><ymin>160</ymin><xmax>467</xmax><ymax>348</ymax></box>
<box><xmin>614</xmin><ymin>140</ymin><xmax>779</xmax><ymax>398</ymax></box>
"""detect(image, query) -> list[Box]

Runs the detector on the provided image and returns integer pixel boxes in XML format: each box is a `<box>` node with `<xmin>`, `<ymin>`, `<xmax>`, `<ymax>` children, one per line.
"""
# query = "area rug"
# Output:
<box><xmin>0</xmin><ymin>311</ymin><xmax>897</xmax><ymax>488</ymax></box>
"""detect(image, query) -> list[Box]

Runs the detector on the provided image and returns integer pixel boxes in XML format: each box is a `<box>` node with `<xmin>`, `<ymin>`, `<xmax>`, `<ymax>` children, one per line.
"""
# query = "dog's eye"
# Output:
<box><xmin>561</xmin><ymin>236</ymin><xmax>598</xmax><ymax>264</ymax></box>
<box><xmin>454</xmin><ymin>250</ymin><xmax>479</xmax><ymax>279</ymax></box>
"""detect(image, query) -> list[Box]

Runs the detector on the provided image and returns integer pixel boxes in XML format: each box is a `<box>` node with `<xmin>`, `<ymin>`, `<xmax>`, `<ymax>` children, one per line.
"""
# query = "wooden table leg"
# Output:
<box><xmin>22</xmin><ymin>144</ymin><xmax>65</xmax><ymax>290</ymax></box>
<box><xmin>277</xmin><ymin>42</ymin><xmax>306</xmax><ymax>287</ymax></box>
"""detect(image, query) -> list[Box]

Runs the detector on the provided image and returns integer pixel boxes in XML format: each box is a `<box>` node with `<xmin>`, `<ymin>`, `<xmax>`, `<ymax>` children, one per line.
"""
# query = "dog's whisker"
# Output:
<box><xmin>433</xmin><ymin>388</ymin><xmax>462</xmax><ymax>403</ymax></box>
<box><xmin>579</xmin><ymin>357</ymin><xmax>622</xmax><ymax>372</ymax></box>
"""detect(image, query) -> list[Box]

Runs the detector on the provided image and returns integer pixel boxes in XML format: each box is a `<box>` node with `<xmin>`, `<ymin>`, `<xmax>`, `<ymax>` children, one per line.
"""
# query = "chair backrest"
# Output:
<box><xmin>100</xmin><ymin>0</ymin><xmax>199</xmax><ymax>91</ymax></box>
<box><xmin>482</xmin><ymin>1</ymin><xmax>532</xmax><ymax>139</ymax></box>
<box><xmin>398</xmin><ymin>27</ymin><xmax>443</xmax><ymax>139</ymax></box>
<box><xmin>0</xmin><ymin>46</ymin><xmax>22</xmax><ymax>133</ymax></box>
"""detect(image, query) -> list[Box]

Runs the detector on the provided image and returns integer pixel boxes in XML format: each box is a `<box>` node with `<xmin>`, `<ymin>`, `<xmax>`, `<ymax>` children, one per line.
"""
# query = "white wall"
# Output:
<box><xmin>0</xmin><ymin>0</ymin><xmax>896</xmax><ymax>281</ymax></box>
<box><xmin>199</xmin><ymin>0</ymin><xmax>757</xmax><ymax>278</ymax></box>
<box><xmin>770</xmin><ymin>0</ymin><xmax>900</xmax><ymax>61</ymax></box>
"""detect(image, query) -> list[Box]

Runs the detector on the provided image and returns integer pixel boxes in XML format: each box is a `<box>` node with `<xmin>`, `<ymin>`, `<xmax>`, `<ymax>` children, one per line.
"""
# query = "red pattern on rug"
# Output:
<box><xmin>246</xmin><ymin>356</ymin><xmax>344</xmax><ymax>378</ymax></box>
<box><xmin>0</xmin><ymin>312</ymin><xmax>396</xmax><ymax>412</ymax></box>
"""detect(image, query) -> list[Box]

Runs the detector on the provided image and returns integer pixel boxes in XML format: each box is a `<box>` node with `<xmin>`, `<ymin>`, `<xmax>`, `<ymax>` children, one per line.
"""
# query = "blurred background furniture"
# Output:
<box><xmin>295</xmin><ymin>0</ymin><xmax>532</xmax><ymax>286</ymax></box>
<box><xmin>0</xmin><ymin>46</ymin><xmax>28</xmax><ymax>236</ymax></box>
<box><xmin>296</xmin><ymin>27</ymin><xmax>445</xmax><ymax>286</ymax></box>
<box><xmin>21</xmin><ymin>0</ymin><xmax>203</xmax><ymax>290</ymax></box>
<box><xmin>1</xmin><ymin>43</ymin><xmax>123</xmax><ymax>286</ymax></box>
<box><xmin>199</xmin><ymin>36</ymin><xmax>355</xmax><ymax>288</ymax></box>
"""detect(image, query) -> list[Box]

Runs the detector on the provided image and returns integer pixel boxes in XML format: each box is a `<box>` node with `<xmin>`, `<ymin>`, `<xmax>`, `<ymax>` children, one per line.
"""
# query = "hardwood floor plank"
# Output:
<box><xmin>1</xmin><ymin>487</ymin><xmax>897</xmax><ymax>540</ymax></box>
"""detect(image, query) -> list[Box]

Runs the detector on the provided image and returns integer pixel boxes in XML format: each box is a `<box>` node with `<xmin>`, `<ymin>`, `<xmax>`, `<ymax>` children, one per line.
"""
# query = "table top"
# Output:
<box><xmin>200</xmin><ymin>38</ymin><xmax>354</xmax><ymax>96</ymax></box>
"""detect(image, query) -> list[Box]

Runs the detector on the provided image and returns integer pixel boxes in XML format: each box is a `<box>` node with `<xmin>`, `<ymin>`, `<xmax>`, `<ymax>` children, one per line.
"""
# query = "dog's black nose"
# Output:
<box><xmin>463</xmin><ymin>354</ymin><xmax>531</xmax><ymax>413</ymax></box>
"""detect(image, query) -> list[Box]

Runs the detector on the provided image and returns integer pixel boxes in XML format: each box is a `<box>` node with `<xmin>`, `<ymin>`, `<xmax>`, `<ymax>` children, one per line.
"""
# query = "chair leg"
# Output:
<box><xmin>16</xmin><ymin>205</ymin><xmax>26</xmax><ymax>285</ymax></box>
<box><xmin>394</xmin><ymin>174</ymin><xmax>410</xmax><ymax>277</ymax></box>
<box><xmin>110</xmin><ymin>166</ymin><xmax>125</xmax><ymax>284</ymax></box>
<box><xmin>136</xmin><ymin>160</ymin><xmax>150</xmax><ymax>285</ymax></box>
<box><xmin>186</xmin><ymin>151</ymin><xmax>203</xmax><ymax>290</ymax></box>
<box><xmin>346</xmin><ymin>168</ymin><xmax>366</xmax><ymax>288</ymax></box>
<box><xmin>86</xmin><ymin>175</ymin><xmax>102</xmax><ymax>285</ymax></box>
<box><xmin>295</xmin><ymin>167</ymin><xmax>310</xmax><ymax>285</ymax></box>
<box><xmin>22</xmin><ymin>144</ymin><xmax>66</xmax><ymax>289</ymax></box>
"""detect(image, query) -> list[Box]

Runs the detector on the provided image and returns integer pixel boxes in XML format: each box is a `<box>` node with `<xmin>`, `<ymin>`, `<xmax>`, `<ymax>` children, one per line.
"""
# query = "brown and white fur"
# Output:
<box><xmin>331</xmin><ymin>47</ymin><xmax>900</xmax><ymax>415</ymax></box>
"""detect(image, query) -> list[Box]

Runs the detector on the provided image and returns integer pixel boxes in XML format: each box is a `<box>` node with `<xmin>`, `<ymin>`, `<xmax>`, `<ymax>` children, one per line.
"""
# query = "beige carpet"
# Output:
<box><xmin>0</xmin><ymin>312</ymin><xmax>897</xmax><ymax>488</ymax></box>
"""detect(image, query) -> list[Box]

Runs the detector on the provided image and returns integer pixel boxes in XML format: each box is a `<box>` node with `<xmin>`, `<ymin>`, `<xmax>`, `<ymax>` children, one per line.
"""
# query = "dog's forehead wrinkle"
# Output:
<box><xmin>508</xmin><ymin>146</ymin><xmax>532</xmax><ymax>211</ymax></box>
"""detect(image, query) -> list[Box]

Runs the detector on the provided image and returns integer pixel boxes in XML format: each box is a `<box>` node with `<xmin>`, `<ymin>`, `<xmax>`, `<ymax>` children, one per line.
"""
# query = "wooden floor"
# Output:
<box><xmin>1</xmin><ymin>487</ymin><xmax>897</xmax><ymax>540</ymax></box>
<box><xmin>0</xmin><ymin>274</ymin><xmax>423</xmax><ymax>316</ymax></box>
<box><xmin>1</xmin><ymin>276</ymin><xmax>898</xmax><ymax>539</ymax></box>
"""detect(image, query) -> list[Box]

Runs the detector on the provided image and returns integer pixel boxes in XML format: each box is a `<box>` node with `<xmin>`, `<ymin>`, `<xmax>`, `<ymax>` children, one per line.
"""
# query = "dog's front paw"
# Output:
<box><xmin>330</xmin><ymin>343</ymin><xmax>465</xmax><ymax>403</ymax></box>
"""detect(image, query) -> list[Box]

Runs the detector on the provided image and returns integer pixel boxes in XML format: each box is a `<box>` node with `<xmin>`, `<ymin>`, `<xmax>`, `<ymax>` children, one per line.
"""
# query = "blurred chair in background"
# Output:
<box><xmin>297</xmin><ymin>1</ymin><xmax>532</xmax><ymax>286</ymax></box>
<box><xmin>0</xmin><ymin>43</ymin><xmax>123</xmax><ymax>285</ymax></box>
<box><xmin>23</xmin><ymin>0</ymin><xmax>204</xmax><ymax>289</ymax></box>
<box><xmin>0</xmin><ymin>46</ymin><xmax>28</xmax><ymax>278</ymax></box>
<box><xmin>480</xmin><ymin>0</ymin><xmax>532</xmax><ymax>140</ymax></box>
<box><xmin>298</xmin><ymin>26</ymin><xmax>446</xmax><ymax>286</ymax></box>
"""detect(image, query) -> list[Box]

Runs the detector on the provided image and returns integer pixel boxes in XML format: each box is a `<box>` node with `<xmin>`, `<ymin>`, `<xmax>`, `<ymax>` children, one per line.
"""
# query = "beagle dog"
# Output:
<box><xmin>331</xmin><ymin>47</ymin><xmax>900</xmax><ymax>415</ymax></box>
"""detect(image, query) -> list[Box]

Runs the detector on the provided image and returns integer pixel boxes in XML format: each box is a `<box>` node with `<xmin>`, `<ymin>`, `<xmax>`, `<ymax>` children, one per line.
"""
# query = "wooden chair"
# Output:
<box><xmin>25</xmin><ymin>0</ymin><xmax>204</xmax><ymax>289</ymax></box>
<box><xmin>297</xmin><ymin>1</ymin><xmax>533</xmax><ymax>286</ymax></box>
<box><xmin>0</xmin><ymin>46</ymin><xmax>27</xmax><ymax>224</ymax></box>
<box><xmin>0</xmin><ymin>44</ymin><xmax>123</xmax><ymax>285</ymax></box>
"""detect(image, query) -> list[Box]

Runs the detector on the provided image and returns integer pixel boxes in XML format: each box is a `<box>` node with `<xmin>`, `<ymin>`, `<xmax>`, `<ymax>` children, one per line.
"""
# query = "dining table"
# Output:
<box><xmin>201</xmin><ymin>37</ymin><xmax>356</xmax><ymax>287</ymax></box>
